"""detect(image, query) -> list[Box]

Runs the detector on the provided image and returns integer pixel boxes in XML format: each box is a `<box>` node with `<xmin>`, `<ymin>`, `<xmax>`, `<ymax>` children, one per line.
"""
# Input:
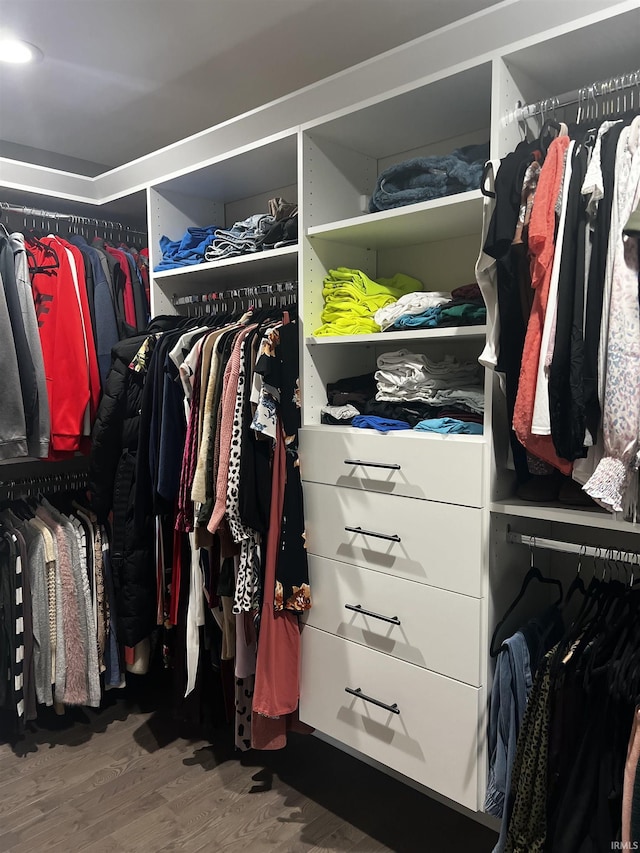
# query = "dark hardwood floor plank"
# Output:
<box><xmin>0</xmin><ymin>698</ymin><xmax>497</xmax><ymax>853</ymax></box>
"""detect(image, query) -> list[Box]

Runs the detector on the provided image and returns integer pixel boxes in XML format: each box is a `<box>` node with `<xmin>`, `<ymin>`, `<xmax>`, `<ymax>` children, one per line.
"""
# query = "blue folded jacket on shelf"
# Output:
<box><xmin>369</xmin><ymin>142</ymin><xmax>490</xmax><ymax>212</ymax></box>
<box><xmin>155</xmin><ymin>225</ymin><xmax>219</xmax><ymax>270</ymax></box>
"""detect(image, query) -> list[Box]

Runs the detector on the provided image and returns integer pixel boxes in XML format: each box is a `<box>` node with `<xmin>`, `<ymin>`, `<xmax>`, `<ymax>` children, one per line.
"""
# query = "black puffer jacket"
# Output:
<box><xmin>88</xmin><ymin>317</ymin><xmax>178</xmax><ymax>647</ymax></box>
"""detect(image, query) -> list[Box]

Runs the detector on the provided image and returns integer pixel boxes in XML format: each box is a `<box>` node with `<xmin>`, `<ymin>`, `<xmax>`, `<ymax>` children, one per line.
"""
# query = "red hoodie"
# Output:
<box><xmin>28</xmin><ymin>239</ymin><xmax>90</xmax><ymax>454</ymax></box>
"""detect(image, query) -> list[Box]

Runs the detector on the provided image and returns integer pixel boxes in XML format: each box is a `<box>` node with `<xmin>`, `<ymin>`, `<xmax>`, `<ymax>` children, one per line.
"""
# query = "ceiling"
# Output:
<box><xmin>0</xmin><ymin>0</ymin><xmax>503</xmax><ymax>175</ymax></box>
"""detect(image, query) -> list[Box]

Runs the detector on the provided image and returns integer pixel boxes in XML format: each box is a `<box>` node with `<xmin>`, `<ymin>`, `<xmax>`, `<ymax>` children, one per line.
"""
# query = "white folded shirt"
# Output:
<box><xmin>374</xmin><ymin>291</ymin><xmax>452</xmax><ymax>330</ymax></box>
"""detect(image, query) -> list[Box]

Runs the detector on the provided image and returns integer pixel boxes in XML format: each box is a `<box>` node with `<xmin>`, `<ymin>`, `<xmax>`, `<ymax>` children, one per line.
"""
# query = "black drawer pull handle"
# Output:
<box><xmin>344</xmin><ymin>525</ymin><xmax>401</xmax><ymax>543</ymax></box>
<box><xmin>344</xmin><ymin>459</ymin><xmax>401</xmax><ymax>470</ymax></box>
<box><xmin>345</xmin><ymin>603</ymin><xmax>401</xmax><ymax>626</ymax></box>
<box><xmin>345</xmin><ymin>686</ymin><xmax>400</xmax><ymax>715</ymax></box>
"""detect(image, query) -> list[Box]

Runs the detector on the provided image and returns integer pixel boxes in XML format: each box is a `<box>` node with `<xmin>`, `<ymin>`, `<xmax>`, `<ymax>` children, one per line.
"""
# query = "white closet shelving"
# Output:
<box><xmin>147</xmin><ymin>132</ymin><xmax>299</xmax><ymax>315</ymax></box>
<box><xmin>152</xmin><ymin>244</ymin><xmax>297</xmax><ymax>291</ymax></box>
<box><xmin>306</xmin><ymin>325</ymin><xmax>487</xmax><ymax>346</ymax></box>
<box><xmin>296</xmin><ymin>58</ymin><xmax>493</xmax><ymax>816</ymax></box>
<box><xmin>306</xmin><ymin>189</ymin><xmax>483</xmax><ymax>248</ymax></box>
<box><xmin>299</xmin><ymin>60</ymin><xmax>491</xmax><ymax>460</ymax></box>
<box><xmin>491</xmin><ymin>498</ymin><xmax>637</xmax><ymax>534</ymax></box>
<box><xmin>1</xmin><ymin>0</ymin><xmax>639</xmax><ymax>822</ymax></box>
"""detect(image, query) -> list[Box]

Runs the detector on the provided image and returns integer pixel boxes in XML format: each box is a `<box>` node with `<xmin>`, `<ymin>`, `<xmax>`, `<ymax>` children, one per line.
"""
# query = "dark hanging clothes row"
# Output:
<box><xmin>481</xmin><ymin>112</ymin><xmax>640</xmax><ymax>514</ymax></box>
<box><xmin>88</xmin><ymin>300</ymin><xmax>311</xmax><ymax>749</ymax></box>
<box><xmin>488</xmin><ymin>555</ymin><xmax>640</xmax><ymax>852</ymax></box>
<box><xmin>0</xmin><ymin>229</ymin><xmax>149</xmax><ymax>463</ymax></box>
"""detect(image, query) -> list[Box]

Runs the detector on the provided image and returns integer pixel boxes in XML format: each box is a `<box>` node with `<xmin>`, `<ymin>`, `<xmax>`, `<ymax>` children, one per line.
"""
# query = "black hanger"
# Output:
<box><xmin>490</xmin><ymin>541</ymin><xmax>563</xmax><ymax>657</ymax></box>
<box><xmin>539</xmin><ymin>118</ymin><xmax>562</xmax><ymax>156</ymax></box>
<box><xmin>563</xmin><ymin>547</ymin><xmax>588</xmax><ymax>611</ymax></box>
<box><xmin>480</xmin><ymin>161</ymin><xmax>495</xmax><ymax>199</ymax></box>
<box><xmin>25</xmin><ymin>236</ymin><xmax>60</xmax><ymax>274</ymax></box>
<box><xmin>560</xmin><ymin>553</ymin><xmax>624</xmax><ymax>683</ymax></box>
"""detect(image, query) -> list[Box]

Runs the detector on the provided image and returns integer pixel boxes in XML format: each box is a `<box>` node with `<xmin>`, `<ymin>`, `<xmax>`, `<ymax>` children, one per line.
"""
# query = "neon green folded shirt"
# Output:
<box><xmin>314</xmin><ymin>268</ymin><xmax>423</xmax><ymax>336</ymax></box>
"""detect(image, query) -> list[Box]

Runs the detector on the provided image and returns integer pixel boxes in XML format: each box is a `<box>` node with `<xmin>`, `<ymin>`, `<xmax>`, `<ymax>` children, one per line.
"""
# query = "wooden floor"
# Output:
<box><xmin>0</xmin><ymin>692</ymin><xmax>497</xmax><ymax>853</ymax></box>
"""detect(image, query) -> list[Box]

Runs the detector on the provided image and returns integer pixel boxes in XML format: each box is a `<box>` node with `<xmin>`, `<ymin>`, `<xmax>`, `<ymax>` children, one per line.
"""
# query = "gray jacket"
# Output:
<box><xmin>0</xmin><ymin>235</ymin><xmax>38</xmax><ymax>454</ymax></box>
<box><xmin>11</xmin><ymin>233</ymin><xmax>51</xmax><ymax>457</ymax></box>
<box><xmin>0</xmin><ymin>268</ymin><xmax>27</xmax><ymax>459</ymax></box>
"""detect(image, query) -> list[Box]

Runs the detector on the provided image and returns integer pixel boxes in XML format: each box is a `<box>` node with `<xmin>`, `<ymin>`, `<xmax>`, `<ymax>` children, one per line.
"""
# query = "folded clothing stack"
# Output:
<box><xmin>375</xmin><ymin>290</ymin><xmax>452</xmax><ymax>330</ymax></box>
<box><xmin>314</xmin><ymin>268</ymin><xmax>422</xmax><ymax>336</ymax></box>
<box><xmin>204</xmin><ymin>197</ymin><xmax>298</xmax><ymax>261</ymax></box>
<box><xmin>375</xmin><ymin>350</ymin><xmax>484</xmax><ymax>413</ymax></box>
<box><xmin>321</xmin><ymin>404</ymin><xmax>361</xmax><ymax>425</ymax></box>
<box><xmin>364</xmin><ymin>399</ymin><xmax>483</xmax><ymax>427</ymax></box>
<box><xmin>155</xmin><ymin>225</ymin><xmax>219</xmax><ymax>271</ymax></box>
<box><xmin>326</xmin><ymin>372</ymin><xmax>379</xmax><ymax>405</ymax></box>
<box><xmin>320</xmin><ymin>369</ymin><xmax>484</xmax><ymax>432</ymax></box>
<box><xmin>380</xmin><ymin>283</ymin><xmax>487</xmax><ymax>331</ymax></box>
<box><xmin>369</xmin><ymin>142</ymin><xmax>490</xmax><ymax>212</ymax></box>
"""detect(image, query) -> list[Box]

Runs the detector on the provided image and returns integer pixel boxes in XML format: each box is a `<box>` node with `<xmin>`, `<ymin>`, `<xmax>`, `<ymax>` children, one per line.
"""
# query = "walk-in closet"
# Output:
<box><xmin>1</xmin><ymin>1</ymin><xmax>640</xmax><ymax>850</ymax></box>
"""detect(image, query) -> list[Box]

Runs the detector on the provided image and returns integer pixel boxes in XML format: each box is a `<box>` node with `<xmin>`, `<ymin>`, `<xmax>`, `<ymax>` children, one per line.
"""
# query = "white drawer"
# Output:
<box><xmin>304</xmin><ymin>482</ymin><xmax>483</xmax><ymax>597</ymax></box>
<box><xmin>299</xmin><ymin>427</ymin><xmax>484</xmax><ymax>507</ymax></box>
<box><xmin>300</xmin><ymin>626</ymin><xmax>480</xmax><ymax>810</ymax></box>
<box><xmin>305</xmin><ymin>555</ymin><xmax>482</xmax><ymax>685</ymax></box>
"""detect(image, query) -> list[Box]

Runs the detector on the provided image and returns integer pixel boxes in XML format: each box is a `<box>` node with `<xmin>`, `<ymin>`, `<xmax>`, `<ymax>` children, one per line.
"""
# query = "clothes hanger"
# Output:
<box><xmin>490</xmin><ymin>539</ymin><xmax>564</xmax><ymax>658</ymax></box>
<box><xmin>535</xmin><ymin>99</ymin><xmax>563</xmax><ymax>155</ymax></box>
<box><xmin>562</xmin><ymin>545</ymin><xmax>588</xmax><ymax>611</ymax></box>
<box><xmin>564</xmin><ymin>551</ymin><xmax>625</xmax><ymax>681</ymax></box>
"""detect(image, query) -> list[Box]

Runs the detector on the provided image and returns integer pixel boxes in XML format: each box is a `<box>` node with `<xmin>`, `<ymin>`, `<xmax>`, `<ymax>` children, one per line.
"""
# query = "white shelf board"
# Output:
<box><xmin>306</xmin><ymin>63</ymin><xmax>492</xmax><ymax>160</ymax></box>
<box><xmin>152</xmin><ymin>134</ymin><xmax>298</xmax><ymax>201</ymax></box>
<box><xmin>491</xmin><ymin>498</ymin><xmax>640</xmax><ymax>534</ymax></box>
<box><xmin>306</xmin><ymin>190</ymin><xmax>483</xmax><ymax>249</ymax></box>
<box><xmin>503</xmin><ymin>8</ymin><xmax>640</xmax><ymax>107</ymax></box>
<box><xmin>300</xmin><ymin>424</ymin><xmax>485</xmax><ymax>443</ymax></box>
<box><xmin>306</xmin><ymin>325</ymin><xmax>486</xmax><ymax>346</ymax></box>
<box><xmin>153</xmin><ymin>245</ymin><xmax>298</xmax><ymax>294</ymax></box>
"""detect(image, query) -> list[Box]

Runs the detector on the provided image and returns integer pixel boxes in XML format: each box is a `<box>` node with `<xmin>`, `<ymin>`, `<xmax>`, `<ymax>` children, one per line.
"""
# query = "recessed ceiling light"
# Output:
<box><xmin>0</xmin><ymin>36</ymin><xmax>43</xmax><ymax>65</ymax></box>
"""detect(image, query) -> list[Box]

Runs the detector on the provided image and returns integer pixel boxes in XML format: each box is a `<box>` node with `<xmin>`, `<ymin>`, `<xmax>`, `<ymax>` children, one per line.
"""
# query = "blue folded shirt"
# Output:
<box><xmin>392</xmin><ymin>306</ymin><xmax>442</xmax><ymax>329</ymax></box>
<box><xmin>352</xmin><ymin>415</ymin><xmax>411</xmax><ymax>433</ymax></box>
<box><xmin>155</xmin><ymin>225</ymin><xmax>219</xmax><ymax>270</ymax></box>
<box><xmin>414</xmin><ymin>417</ymin><xmax>483</xmax><ymax>435</ymax></box>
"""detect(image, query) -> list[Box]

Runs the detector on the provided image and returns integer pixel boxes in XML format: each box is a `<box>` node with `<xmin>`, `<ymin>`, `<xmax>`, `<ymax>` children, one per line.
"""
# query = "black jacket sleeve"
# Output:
<box><xmin>88</xmin><ymin>356</ymin><xmax>126</xmax><ymax>519</ymax></box>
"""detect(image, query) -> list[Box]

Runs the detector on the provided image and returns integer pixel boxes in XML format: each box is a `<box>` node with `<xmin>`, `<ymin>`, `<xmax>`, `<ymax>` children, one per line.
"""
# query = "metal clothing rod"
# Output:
<box><xmin>0</xmin><ymin>471</ymin><xmax>89</xmax><ymax>501</ymax></box>
<box><xmin>173</xmin><ymin>279</ymin><xmax>298</xmax><ymax>306</ymax></box>
<box><xmin>0</xmin><ymin>202</ymin><xmax>147</xmax><ymax>238</ymax></box>
<box><xmin>502</xmin><ymin>68</ymin><xmax>640</xmax><ymax>127</ymax></box>
<box><xmin>506</xmin><ymin>530</ymin><xmax>640</xmax><ymax>566</ymax></box>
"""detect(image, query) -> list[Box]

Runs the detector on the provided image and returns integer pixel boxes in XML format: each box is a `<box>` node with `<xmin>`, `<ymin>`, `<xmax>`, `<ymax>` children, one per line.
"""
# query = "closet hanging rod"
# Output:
<box><xmin>506</xmin><ymin>530</ymin><xmax>640</xmax><ymax>566</ymax></box>
<box><xmin>172</xmin><ymin>279</ymin><xmax>298</xmax><ymax>306</ymax></box>
<box><xmin>0</xmin><ymin>202</ymin><xmax>147</xmax><ymax>237</ymax></box>
<box><xmin>501</xmin><ymin>68</ymin><xmax>640</xmax><ymax>127</ymax></box>
<box><xmin>0</xmin><ymin>470</ymin><xmax>89</xmax><ymax>501</ymax></box>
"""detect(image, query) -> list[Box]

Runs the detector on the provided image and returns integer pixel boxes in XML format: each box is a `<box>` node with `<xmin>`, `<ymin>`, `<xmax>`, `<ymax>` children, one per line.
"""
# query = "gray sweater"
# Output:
<box><xmin>11</xmin><ymin>233</ymin><xmax>50</xmax><ymax>458</ymax></box>
<box><xmin>0</xmin><ymin>269</ymin><xmax>27</xmax><ymax>459</ymax></box>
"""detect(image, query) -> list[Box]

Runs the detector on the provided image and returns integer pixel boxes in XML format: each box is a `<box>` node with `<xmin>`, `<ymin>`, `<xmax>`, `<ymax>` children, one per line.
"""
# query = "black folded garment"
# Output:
<box><xmin>364</xmin><ymin>399</ymin><xmax>440</xmax><ymax>427</ymax></box>
<box><xmin>327</xmin><ymin>372</ymin><xmax>377</xmax><ymax>411</ymax></box>
<box><xmin>321</xmin><ymin>412</ymin><xmax>356</xmax><ymax>426</ymax></box>
<box><xmin>259</xmin><ymin>213</ymin><xmax>298</xmax><ymax>249</ymax></box>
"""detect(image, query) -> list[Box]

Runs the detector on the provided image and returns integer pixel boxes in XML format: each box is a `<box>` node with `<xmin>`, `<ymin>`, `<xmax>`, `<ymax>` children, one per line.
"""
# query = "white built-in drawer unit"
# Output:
<box><xmin>303</xmin><ymin>481</ymin><xmax>484</xmax><ymax>597</ymax></box>
<box><xmin>305</xmin><ymin>555</ymin><xmax>482</xmax><ymax>685</ymax></box>
<box><xmin>300</xmin><ymin>626</ymin><xmax>481</xmax><ymax>810</ymax></box>
<box><xmin>299</xmin><ymin>427</ymin><xmax>484</xmax><ymax>507</ymax></box>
